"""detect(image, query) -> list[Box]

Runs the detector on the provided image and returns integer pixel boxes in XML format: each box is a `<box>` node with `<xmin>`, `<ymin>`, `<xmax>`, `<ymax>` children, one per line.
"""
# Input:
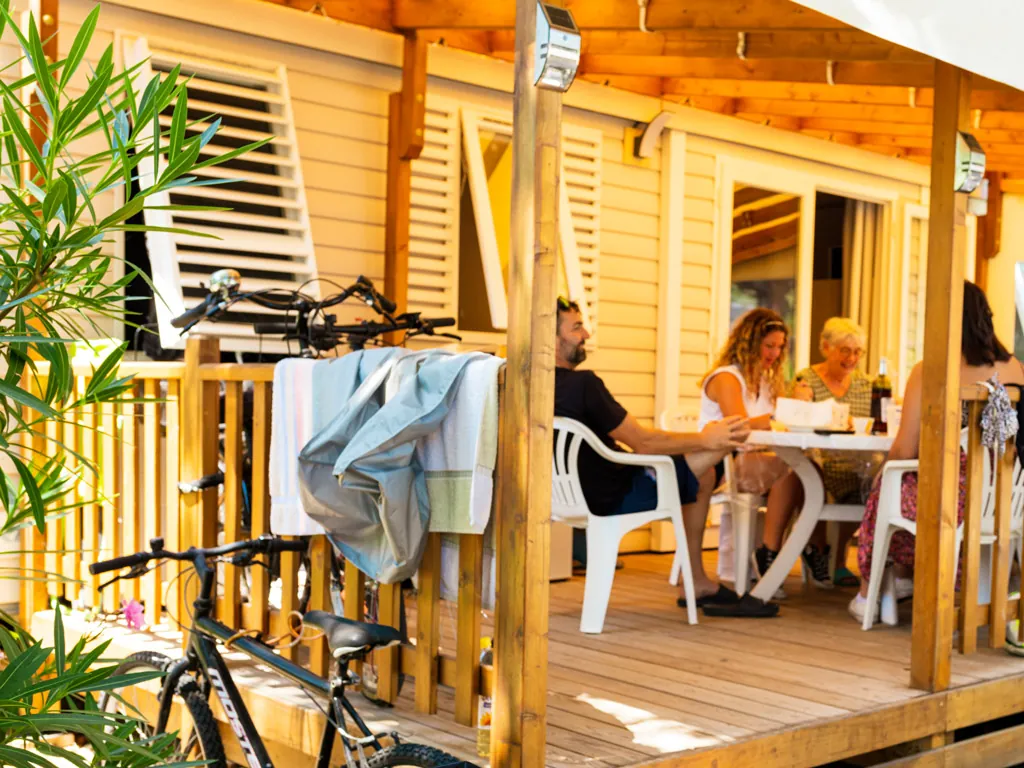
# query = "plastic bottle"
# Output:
<box><xmin>477</xmin><ymin>637</ymin><xmax>493</xmax><ymax>757</ymax></box>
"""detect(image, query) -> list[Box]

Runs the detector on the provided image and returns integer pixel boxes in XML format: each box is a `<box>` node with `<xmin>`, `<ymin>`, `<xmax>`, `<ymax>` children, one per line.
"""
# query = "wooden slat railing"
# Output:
<box><xmin>955</xmin><ymin>385</ymin><xmax>1021</xmax><ymax>654</ymax></box>
<box><xmin>22</xmin><ymin>337</ymin><xmax>494</xmax><ymax>733</ymax></box>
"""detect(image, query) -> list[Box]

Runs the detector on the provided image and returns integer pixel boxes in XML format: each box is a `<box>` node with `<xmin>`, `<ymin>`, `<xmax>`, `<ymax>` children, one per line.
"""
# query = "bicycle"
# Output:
<box><xmin>168</xmin><ymin>270</ymin><xmax>459</xmax><ymax>703</ymax></box>
<box><xmin>92</xmin><ymin>535</ymin><xmax>469</xmax><ymax>768</ymax></box>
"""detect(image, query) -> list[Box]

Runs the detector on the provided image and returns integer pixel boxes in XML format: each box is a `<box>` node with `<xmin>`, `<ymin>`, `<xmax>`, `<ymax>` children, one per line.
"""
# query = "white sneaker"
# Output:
<box><xmin>848</xmin><ymin>594</ymin><xmax>871</xmax><ymax>624</ymax></box>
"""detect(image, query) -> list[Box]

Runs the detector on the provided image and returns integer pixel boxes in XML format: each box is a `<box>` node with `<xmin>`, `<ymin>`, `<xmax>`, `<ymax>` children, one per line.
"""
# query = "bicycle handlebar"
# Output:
<box><xmin>88</xmin><ymin>535</ymin><xmax>308</xmax><ymax>576</ymax></box>
<box><xmin>170</xmin><ymin>294</ymin><xmax>216</xmax><ymax>329</ymax></box>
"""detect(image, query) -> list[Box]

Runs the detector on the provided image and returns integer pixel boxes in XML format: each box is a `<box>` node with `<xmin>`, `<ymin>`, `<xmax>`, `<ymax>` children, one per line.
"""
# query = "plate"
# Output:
<box><xmin>784</xmin><ymin>425</ymin><xmax>816</xmax><ymax>433</ymax></box>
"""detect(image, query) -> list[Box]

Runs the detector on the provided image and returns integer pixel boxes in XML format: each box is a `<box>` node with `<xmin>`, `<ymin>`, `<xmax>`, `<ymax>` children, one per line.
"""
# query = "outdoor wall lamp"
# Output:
<box><xmin>534</xmin><ymin>2</ymin><xmax>581</xmax><ymax>92</ymax></box>
<box><xmin>955</xmin><ymin>131</ymin><xmax>986</xmax><ymax>193</ymax></box>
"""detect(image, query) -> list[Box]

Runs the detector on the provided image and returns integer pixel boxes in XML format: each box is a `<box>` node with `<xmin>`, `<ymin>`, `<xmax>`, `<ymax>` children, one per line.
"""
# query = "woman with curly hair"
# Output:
<box><xmin>699</xmin><ymin>309</ymin><xmax>803</xmax><ymax>594</ymax></box>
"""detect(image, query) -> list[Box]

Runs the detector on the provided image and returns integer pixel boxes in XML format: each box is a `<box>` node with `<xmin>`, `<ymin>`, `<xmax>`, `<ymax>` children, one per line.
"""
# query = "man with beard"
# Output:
<box><xmin>554</xmin><ymin>297</ymin><xmax>778</xmax><ymax>618</ymax></box>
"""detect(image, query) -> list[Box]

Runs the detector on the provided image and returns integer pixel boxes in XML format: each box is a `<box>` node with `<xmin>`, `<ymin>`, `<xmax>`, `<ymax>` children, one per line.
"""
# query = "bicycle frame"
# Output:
<box><xmin>151</xmin><ymin>552</ymin><xmax>387</xmax><ymax>768</ymax></box>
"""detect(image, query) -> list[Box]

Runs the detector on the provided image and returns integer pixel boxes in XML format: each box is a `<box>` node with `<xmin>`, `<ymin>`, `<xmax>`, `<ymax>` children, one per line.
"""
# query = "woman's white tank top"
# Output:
<box><xmin>698</xmin><ymin>364</ymin><xmax>775</xmax><ymax>429</ymax></box>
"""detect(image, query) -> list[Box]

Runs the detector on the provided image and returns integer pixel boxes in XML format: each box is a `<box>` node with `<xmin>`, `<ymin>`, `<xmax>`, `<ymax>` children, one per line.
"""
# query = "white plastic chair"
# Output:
<box><xmin>861</xmin><ymin>429</ymin><xmax>1024</xmax><ymax>629</ymax></box>
<box><xmin>551</xmin><ymin>416</ymin><xmax>697</xmax><ymax>632</ymax></box>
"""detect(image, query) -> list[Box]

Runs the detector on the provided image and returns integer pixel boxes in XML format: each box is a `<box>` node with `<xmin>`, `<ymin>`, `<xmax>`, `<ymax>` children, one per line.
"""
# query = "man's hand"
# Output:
<box><xmin>700</xmin><ymin>416</ymin><xmax>750</xmax><ymax>450</ymax></box>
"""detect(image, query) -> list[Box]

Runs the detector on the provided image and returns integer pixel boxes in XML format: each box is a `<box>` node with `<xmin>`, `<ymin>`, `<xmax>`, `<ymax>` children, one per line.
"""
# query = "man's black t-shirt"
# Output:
<box><xmin>554</xmin><ymin>367</ymin><xmax>638</xmax><ymax>516</ymax></box>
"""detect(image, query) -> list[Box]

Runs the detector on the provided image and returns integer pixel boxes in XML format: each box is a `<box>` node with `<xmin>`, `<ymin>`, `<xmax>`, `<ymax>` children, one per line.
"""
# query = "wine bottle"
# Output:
<box><xmin>871</xmin><ymin>357</ymin><xmax>892</xmax><ymax>434</ymax></box>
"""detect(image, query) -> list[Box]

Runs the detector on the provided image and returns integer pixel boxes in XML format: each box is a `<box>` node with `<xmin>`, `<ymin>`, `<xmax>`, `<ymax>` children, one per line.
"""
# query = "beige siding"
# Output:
<box><xmin>583</xmin><ymin>128</ymin><xmax>660</xmax><ymax>424</ymax></box>
<box><xmin>678</xmin><ymin>148</ymin><xmax>717</xmax><ymax>416</ymax></box>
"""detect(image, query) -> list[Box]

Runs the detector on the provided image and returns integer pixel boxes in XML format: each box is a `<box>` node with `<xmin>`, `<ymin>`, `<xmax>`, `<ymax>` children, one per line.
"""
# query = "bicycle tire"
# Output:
<box><xmin>99</xmin><ymin>651</ymin><xmax>226</xmax><ymax>768</ymax></box>
<box><xmin>364</xmin><ymin>743</ymin><xmax>465</xmax><ymax>767</ymax></box>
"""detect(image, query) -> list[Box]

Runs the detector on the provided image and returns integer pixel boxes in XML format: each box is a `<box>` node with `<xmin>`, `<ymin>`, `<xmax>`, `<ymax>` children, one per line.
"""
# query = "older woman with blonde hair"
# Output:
<box><xmin>757</xmin><ymin>317</ymin><xmax>875</xmax><ymax>589</ymax></box>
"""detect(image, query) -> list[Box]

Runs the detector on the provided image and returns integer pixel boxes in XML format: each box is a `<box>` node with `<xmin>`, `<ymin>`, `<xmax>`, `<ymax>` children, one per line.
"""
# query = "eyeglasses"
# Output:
<box><xmin>838</xmin><ymin>346</ymin><xmax>864</xmax><ymax>358</ymax></box>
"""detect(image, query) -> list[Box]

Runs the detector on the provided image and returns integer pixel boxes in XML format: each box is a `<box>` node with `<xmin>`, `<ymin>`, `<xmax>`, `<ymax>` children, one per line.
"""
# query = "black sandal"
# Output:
<box><xmin>701</xmin><ymin>594</ymin><xmax>779</xmax><ymax>618</ymax></box>
<box><xmin>676</xmin><ymin>584</ymin><xmax>741</xmax><ymax>609</ymax></box>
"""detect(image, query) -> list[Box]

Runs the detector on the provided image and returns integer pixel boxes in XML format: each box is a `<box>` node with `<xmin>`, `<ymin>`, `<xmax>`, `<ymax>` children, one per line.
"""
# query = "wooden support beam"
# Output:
<box><xmin>454</xmin><ymin>534</ymin><xmax>484</xmax><ymax>727</ymax></box>
<box><xmin>259</xmin><ymin>0</ymin><xmax>392</xmax><ymax>31</ymax></box>
<box><xmin>910</xmin><ymin>62</ymin><xmax>972</xmax><ymax>694</ymax></box>
<box><xmin>28</xmin><ymin>1</ymin><xmax>59</xmax><ymax>182</ymax></box>
<box><xmin>180</xmin><ymin>336</ymin><xmax>220</xmax><ymax>648</ymax></box>
<box><xmin>414</xmin><ymin>533</ymin><xmax>441</xmax><ymax>713</ymax></box>
<box><xmin>975</xmin><ymin>172</ymin><xmax>1003</xmax><ymax>290</ymax></box>
<box><xmin>393</xmin><ymin>0</ymin><xmax>846</xmax><ymax>30</ymax></box>
<box><xmin>492</xmin><ymin>0</ymin><xmax>559</xmax><ymax>763</ymax></box>
<box><xmin>383</xmin><ymin>32</ymin><xmax>427</xmax><ymax>334</ymax></box>
<box><xmin>491</xmin><ymin>29</ymin><xmax>928</xmax><ymax>61</ymax></box>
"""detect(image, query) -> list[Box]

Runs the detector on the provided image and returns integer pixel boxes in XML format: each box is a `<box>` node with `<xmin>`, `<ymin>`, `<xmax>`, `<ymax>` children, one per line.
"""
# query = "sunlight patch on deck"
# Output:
<box><xmin>576</xmin><ymin>693</ymin><xmax>727</xmax><ymax>753</ymax></box>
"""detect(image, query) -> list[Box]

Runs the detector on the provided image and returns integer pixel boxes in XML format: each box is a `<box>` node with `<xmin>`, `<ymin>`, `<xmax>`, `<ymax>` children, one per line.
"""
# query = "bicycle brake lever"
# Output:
<box><xmin>98</xmin><ymin>562</ymin><xmax>151</xmax><ymax>593</ymax></box>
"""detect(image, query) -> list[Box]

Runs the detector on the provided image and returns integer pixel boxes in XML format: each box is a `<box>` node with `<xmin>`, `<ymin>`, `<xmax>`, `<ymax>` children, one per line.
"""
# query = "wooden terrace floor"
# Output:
<box><xmin>36</xmin><ymin>552</ymin><xmax>1024</xmax><ymax>767</ymax></box>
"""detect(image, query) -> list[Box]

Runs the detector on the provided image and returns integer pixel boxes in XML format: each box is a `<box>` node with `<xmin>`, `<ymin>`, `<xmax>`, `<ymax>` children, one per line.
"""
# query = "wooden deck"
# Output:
<box><xmin>35</xmin><ymin>552</ymin><xmax>1024</xmax><ymax>767</ymax></box>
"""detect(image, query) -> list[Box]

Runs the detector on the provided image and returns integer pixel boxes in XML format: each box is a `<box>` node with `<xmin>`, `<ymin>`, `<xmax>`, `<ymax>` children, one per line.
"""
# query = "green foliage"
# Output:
<box><xmin>0</xmin><ymin>1</ymin><xmax>267</xmax><ymax>540</ymax></box>
<box><xmin>0</xmin><ymin>2</ymin><xmax>267</xmax><ymax>763</ymax></box>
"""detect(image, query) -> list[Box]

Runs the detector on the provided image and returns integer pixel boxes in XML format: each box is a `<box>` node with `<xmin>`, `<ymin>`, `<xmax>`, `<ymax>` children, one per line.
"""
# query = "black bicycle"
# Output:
<box><xmin>168</xmin><ymin>271</ymin><xmax>459</xmax><ymax>702</ymax></box>
<box><xmin>92</xmin><ymin>536</ymin><xmax>467</xmax><ymax>768</ymax></box>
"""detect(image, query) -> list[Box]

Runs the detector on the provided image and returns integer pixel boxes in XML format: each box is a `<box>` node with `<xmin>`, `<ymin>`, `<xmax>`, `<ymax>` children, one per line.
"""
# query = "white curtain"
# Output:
<box><xmin>842</xmin><ymin>199</ymin><xmax>886</xmax><ymax>374</ymax></box>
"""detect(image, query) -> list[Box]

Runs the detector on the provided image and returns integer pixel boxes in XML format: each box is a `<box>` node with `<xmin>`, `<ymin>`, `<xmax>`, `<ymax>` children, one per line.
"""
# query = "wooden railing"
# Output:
<box><xmin>956</xmin><ymin>385</ymin><xmax>1024</xmax><ymax>654</ymax></box>
<box><xmin>21</xmin><ymin>336</ymin><xmax>492</xmax><ymax>726</ymax></box>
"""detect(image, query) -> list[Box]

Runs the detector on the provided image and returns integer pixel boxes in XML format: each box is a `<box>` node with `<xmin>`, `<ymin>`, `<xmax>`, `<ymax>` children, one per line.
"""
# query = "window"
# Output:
<box><xmin>121</xmin><ymin>35</ymin><xmax>317</xmax><ymax>353</ymax></box>
<box><xmin>458</xmin><ymin>108</ymin><xmax>601</xmax><ymax>339</ymax></box>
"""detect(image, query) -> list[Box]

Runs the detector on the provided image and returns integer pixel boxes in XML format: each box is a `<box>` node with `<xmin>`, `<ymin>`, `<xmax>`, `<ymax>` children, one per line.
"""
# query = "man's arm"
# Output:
<box><xmin>609</xmin><ymin>413</ymin><xmax>750</xmax><ymax>455</ymax></box>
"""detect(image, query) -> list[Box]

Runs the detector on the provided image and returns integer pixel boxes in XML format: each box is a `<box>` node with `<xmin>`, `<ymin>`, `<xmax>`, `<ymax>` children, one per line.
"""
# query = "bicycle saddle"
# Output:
<box><xmin>303</xmin><ymin>611</ymin><xmax>403</xmax><ymax>658</ymax></box>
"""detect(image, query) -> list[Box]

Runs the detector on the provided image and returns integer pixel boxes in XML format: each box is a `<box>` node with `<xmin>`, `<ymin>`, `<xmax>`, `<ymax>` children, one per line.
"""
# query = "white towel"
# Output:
<box><xmin>269</xmin><ymin>358</ymin><xmax>324</xmax><ymax>536</ymax></box>
<box><xmin>419</xmin><ymin>354</ymin><xmax>504</xmax><ymax>534</ymax></box>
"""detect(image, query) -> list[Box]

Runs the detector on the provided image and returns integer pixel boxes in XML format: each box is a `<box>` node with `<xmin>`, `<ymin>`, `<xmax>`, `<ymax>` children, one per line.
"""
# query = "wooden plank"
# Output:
<box><xmin>377</xmin><ymin>582</ymin><xmax>404</xmax><ymax>703</ymax></box>
<box><xmin>179</xmin><ymin>336</ymin><xmax>220</xmax><ymax>647</ymax></box>
<box><xmin>493</xmin><ymin>0</ymin><xmax>559</xmax><ymax>763</ymax></box>
<box><xmin>384</xmin><ymin>90</ymin><xmax>411</xmax><ymax>336</ymax></box>
<box><xmin>399</xmin><ymin>33</ymin><xmax>427</xmax><ymax>160</ymax></box>
<box><xmin>276</xmin><ymin>538</ymin><xmax>301</xmax><ymax>662</ymax></box>
<box><xmin>946</xmin><ymin>673</ymin><xmax>1024</xmax><ymax>730</ymax></box>
<box><xmin>143</xmin><ymin>379</ymin><xmax>162</xmax><ymax>627</ymax></box>
<box><xmin>877</xmin><ymin>722</ymin><xmax>1024</xmax><ymax>767</ymax></box>
<box><xmin>197</xmin><ymin>363</ymin><xmax>275</xmax><ymax>382</ymax></box>
<box><xmin>100</xmin><ymin>400</ymin><xmax>119</xmax><ymax>614</ymax></box>
<box><xmin>243</xmin><ymin>381</ymin><xmax>272</xmax><ymax>633</ymax></box>
<box><xmin>343</xmin><ymin>558</ymin><xmax>366</xmax><ymax>679</ymax></box>
<box><xmin>392</xmin><ymin>0</ymin><xmax>847</xmax><ymax>30</ymax></box>
<box><xmin>307</xmin><ymin>535</ymin><xmax>332</xmax><ymax>677</ymax></box>
<box><xmin>455</xmin><ymin>534</ymin><xmax>484</xmax><ymax>726</ymax></box>
<box><xmin>164</xmin><ymin>380</ymin><xmax>182</xmax><ymax>626</ymax></box>
<box><xmin>989</xmin><ymin>436</ymin><xmax>1014</xmax><ymax>647</ymax></box>
<box><xmin>79</xmin><ymin>391</ymin><xmax>100</xmax><ymax>609</ymax></box>
<box><xmin>121</xmin><ymin>386</ymin><xmax>141</xmax><ymax>603</ymax></box>
<box><xmin>958</xmin><ymin>400</ymin><xmax>985</xmax><ymax>653</ymax></box>
<box><xmin>61</xmin><ymin>386</ymin><xmax>80</xmax><ymax>605</ymax></box>
<box><xmin>415</xmin><ymin>532</ymin><xmax>442</xmax><ymax>714</ymax></box>
<box><xmin>910</xmin><ymin>62</ymin><xmax>972</xmax><ymax>693</ymax></box>
<box><xmin>44</xmin><ymin>415</ymin><xmax>60</xmax><ymax>601</ymax></box>
<box><xmin>218</xmin><ymin>381</ymin><xmax>243</xmax><ymax>628</ymax></box>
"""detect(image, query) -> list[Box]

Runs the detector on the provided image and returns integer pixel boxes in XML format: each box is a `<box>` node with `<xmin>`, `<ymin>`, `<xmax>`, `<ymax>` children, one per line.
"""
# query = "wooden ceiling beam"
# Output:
<box><xmin>734</xmin><ymin>98</ymin><xmax>933</xmax><ymax>124</ymax></box>
<box><xmin>580</xmin><ymin>57</ymin><xmax>1010</xmax><ymax>90</ymax></box>
<box><xmin>578</xmin><ymin>74</ymin><xmax>664</xmax><ymax>97</ymax></box>
<box><xmin>420</xmin><ymin>30</ymin><xmax>493</xmax><ymax>54</ymax></box>
<box><xmin>733</xmin><ymin>234</ymin><xmax>799</xmax><ymax>264</ymax></box>
<box><xmin>733</xmin><ymin>219</ymin><xmax>799</xmax><ymax>253</ymax></box>
<box><xmin>488</xmin><ymin>29</ymin><xmax>926</xmax><ymax>61</ymax></box>
<box><xmin>734</xmin><ymin>197</ymin><xmax>801</xmax><ymax>233</ymax></box>
<box><xmin>392</xmin><ymin>0</ymin><xmax>846</xmax><ymax>30</ymax></box>
<box><xmin>260</xmin><ymin>0</ymin><xmax>393</xmax><ymax>30</ymax></box>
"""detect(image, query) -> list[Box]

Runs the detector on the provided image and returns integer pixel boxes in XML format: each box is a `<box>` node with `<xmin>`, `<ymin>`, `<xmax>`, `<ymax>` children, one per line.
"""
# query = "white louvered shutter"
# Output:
<box><xmin>407</xmin><ymin>98</ymin><xmax>460</xmax><ymax>320</ymax></box>
<box><xmin>122</xmin><ymin>35</ymin><xmax>317</xmax><ymax>352</ymax></box>
<box><xmin>900</xmin><ymin>212</ymin><xmax>928</xmax><ymax>387</ymax></box>
<box><xmin>561</xmin><ymin>123</ymin><xmax>602</xmax><ymax>341</ymax></box>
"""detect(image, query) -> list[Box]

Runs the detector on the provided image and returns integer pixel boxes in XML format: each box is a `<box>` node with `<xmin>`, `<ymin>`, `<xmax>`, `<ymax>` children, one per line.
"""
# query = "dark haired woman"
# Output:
<box><xmin>850</xmin><ymin>281</ymin><xmax>1024</xmax><ymax>622</ymax></box>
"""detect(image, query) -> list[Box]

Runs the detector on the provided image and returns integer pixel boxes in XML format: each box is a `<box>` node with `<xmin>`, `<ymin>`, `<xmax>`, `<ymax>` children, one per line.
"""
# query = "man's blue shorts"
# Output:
<box><xmin>610</xmin><ymin>456</ymin><xmax>723</xmax><ymax>515</ymax></box>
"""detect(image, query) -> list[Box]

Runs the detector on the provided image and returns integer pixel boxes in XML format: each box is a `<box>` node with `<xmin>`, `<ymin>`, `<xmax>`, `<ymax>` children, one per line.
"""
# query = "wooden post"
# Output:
<box><xmin>307</xmin><ymin>535</ymin><xmax>333</xmax><ymax>677</ymax></box>
<box><xmin>376</xmin><ymin>582</ymin><xmax>403</xmax><ymax>703</ymax></box>
<box><xmin>180</xmin><ymin>336</ymin><xmax>219</xmax><ymax>648</ymax></box>
<box><xmin>218</xmin><ymin>380</ymin><xmax>244</xmax><ymax>628</ymax></box>
<box><xmin>989</xmin><ymin>435</ymin><xmax>1014</xmax><ymax>647</ymax></box>
<box><xmin>974</xmin><ymin>172</ymin><xmax>1002</xmax><ymax>291</ymax></box>
<box><xmin>243</xmin><ymin>381</ymin><xmax>272</xmax><ymax>633</ymax></box>
<box><xmin>164</xmin><ymin>379</ymin><xmax>182</xmax><ymax>624</ymax></box>
<box><xmin>493</xmin><ymin>0</ymin><xmax>561</xmax><ymax>762</ymax></box>
<box><xmin>454</xmin><ymin>534</ymin><xmax>484</xmax><ymax>727</ymax></box>
<box><xmin>910</xmin><ymin>62</ymin><xmax>972</xmax><ymax>693</ymax></box>
<box><xmin>958</xmin><ymin>398</ymin><xmax>984</xmax><ymax>654</ymax></box>
<box><xmin>415</xmin><ymin>532</ymin><xmax>442</xmax><ymax>713</ymax></box>
<box><xmin>143</xmin><ymin>378</ymin><xmax>162</xmax><ymax>626</ymax></box>
<box><xmin>28</xmin><ymin>1</ymin><xmax>58</xmax><ymax>182</ymax></box>
<box><xmin>383</xmin><ymin>32</ymin><xmax>427</xmax><ymax>336</ymax></box>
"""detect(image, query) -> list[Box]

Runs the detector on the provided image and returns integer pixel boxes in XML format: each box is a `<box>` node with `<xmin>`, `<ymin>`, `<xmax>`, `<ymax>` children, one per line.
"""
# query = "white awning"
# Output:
<box><xmin>790</xmin><ymin>0</ymin><xmax>1024</xmax><ymax>92</ymax></box>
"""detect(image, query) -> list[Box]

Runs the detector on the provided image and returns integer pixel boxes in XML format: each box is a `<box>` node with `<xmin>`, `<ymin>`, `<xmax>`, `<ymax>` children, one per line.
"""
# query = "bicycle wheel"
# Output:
<box><xmin>365</xmin><ymin>743</ymin><xmax>464</xmax><ymax>767</ymax></box>
<box><xmin>99</xmin><ymin>651</ymin><xmax>226</xmax><ymax>768</ymax></box>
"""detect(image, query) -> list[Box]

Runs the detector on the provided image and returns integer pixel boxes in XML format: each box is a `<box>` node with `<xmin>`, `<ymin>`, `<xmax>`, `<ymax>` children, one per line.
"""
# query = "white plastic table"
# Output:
<box><xmin>745</xmin><ymin>429</ymin><xmax>893</xmax><ymax>602</ymax></box>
